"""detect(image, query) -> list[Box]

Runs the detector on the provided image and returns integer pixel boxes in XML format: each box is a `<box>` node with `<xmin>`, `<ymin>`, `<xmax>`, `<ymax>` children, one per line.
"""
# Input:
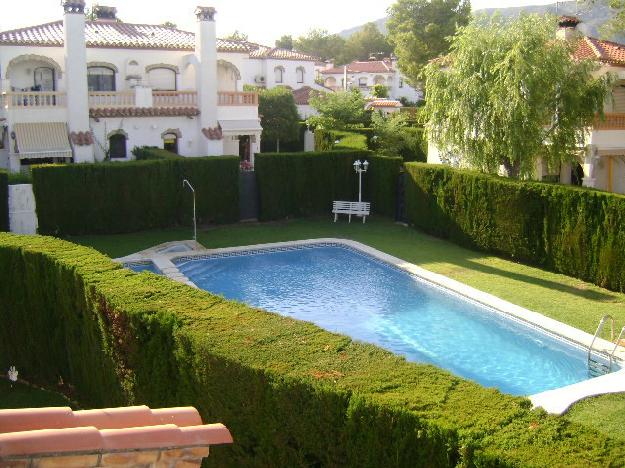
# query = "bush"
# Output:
<box><xmin>32</xmin><ymin>157</ymin><xmax>239</xmax><ymax>236</ymax></box>
<box><xmin>255</xmin><ymin>150</ymin><xmax>401</xmax><ymax>220</ymax></box>
<box><xmin>132</xmin><ymin>146</ymin><xmax>182</xmax><ymax>160</ymax></box>
<box><xmin>261</xmin><ymin>122</ymin><xmax>307</xmax><ymax>153</ymax></box>
<box><xmin>1</xmin><ymin>233</ymin><xmax>624</xmax><ymax>466</ymax></box>
<box><xmin>405</xmin><ymin>163</ymin><xmax>625</xmax><ymax>291</ymax></box>
<box><xmin>314</xmin><ymin>129</ymin><xmax>369</xmax><ymax>151</ymax></box>
<box><xmin>0</xmin><ymin>171</ymin><xmax>7</xmax><ymax>232</ymax></box>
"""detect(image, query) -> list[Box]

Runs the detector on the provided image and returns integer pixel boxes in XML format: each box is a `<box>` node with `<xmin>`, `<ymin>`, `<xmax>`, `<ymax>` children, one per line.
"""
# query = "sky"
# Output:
<box><xmin>0</xmin><ymin>0</ymin><xmax>562</xmax><ymax>46</ymax></box>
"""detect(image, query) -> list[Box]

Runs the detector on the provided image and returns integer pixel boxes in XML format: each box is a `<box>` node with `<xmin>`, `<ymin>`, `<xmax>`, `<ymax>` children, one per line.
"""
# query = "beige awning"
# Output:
<box><xmin>13</xmin><ymin>122</ymin><xmax>72</xmax><ymax>160</ymax></box>
<box><xmin>218</xmin><ymin>119</ymin><xmax>263</xmax><ymax>134</ymax></box>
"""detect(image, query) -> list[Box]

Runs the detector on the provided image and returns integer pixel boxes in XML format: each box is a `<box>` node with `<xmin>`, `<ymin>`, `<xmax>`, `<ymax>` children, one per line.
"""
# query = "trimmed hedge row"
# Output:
<box><xmin>1</xmin><ymin>233</ymin><xmax>624</xmax><ymax>466</ymax></box>
<box><xmin>255</xmin><ymin>151</ymin><xmax>401</xmax><ymax>220</ymax></box>
<box><xmin>32</xmin><ymin>157</ymin><xmax>239</xmax><ymax>236</ymax></box>
<box><xmin>405</xmin><ymin>163</ymin><xmax>625</xmax><ymax>291</ymax></box>
<box><xmin>132</xmin><ymin>146</ymin><xmax>183</xmax><ymax>160</ymax></box>
<box><xmin>0</xmin><ymin>171</ymin><xmax>7</xmax><ymax>232</ymax></box>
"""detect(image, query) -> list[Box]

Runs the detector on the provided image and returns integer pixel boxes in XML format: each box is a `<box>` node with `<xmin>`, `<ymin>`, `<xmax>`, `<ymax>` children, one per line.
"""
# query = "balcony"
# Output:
<box><xmin>88</xmin><ymin>91</ymin><xmax>136</xmax><ymax>108</ymax></box>
<box><xmin>1</xmin><ymin>91</ymin><xmax>66</xmax><ymax>108</ymax></box>
<box><xmin>153</xmin><ymin>91</ymin><xmax>198</xmax><ymax>107</ymax></box>
<box><xmin>595</xmin><ymin>113</ymin><xmax>625</xmax><ymax>130</ymax></box>
<box><xmin>218</xmin><ymin>92</ymin><xmax>258</xmax><ymax>106</ymax></box>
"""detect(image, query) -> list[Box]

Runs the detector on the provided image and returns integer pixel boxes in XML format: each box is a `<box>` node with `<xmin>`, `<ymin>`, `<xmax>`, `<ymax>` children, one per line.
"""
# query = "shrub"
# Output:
<box><xmin>32</xmin><ymin>157</ymin><xmax>239</xmax><ymax>236</ymax></box>
<box><xmin>405</xmin><ymin>163</ymin><xmax>625</xmax><ymax>291</ymax></box>
<box><xmin>255</xmin><ymin>150</ymin><xmax>401</xmax><ymax>220</ymax></box>
<box><xmin>314</xmin><ymin>129</ymin><xmax>370</xmax><ymax>151</ymax></box>
<box><xmin>1</xmin><ymin>233</ymin><xmax>624</xmax><ymax>466</ymax></box>
<box><xmin>132</xmin><ymin>146</ymin><xmax>182</xmax><ymax>160</ymax></box>
<box><xmin>371</xmin><ymin>113</ymin><xmax>427</xmax><ymax>162</ymax></box>
<box><xmin>0</xmin><ymin>171</ymin><xmax>7</xmax><ymax>232</ymax></box>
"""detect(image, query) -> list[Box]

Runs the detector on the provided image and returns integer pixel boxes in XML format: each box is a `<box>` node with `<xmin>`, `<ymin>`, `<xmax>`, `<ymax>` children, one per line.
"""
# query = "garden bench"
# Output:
<box><xmin>332</xmin><ymin>201</ymin><xmax>370</xmax><ymax>223</ymax></box>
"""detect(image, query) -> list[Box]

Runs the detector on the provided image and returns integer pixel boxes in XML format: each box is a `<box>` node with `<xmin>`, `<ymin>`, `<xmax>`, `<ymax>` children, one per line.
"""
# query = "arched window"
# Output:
<box><xmin>148</xmin><ymin>67</ymin><xmax>177</xmax><ymax>91</ymax></box>
<box><xmin>274</xmin><ymin>66</ymin><xmax>284</xmax><ymax>84</ymax></box>
<box><xmin>109</xmin><ymin>133</ymin><xmax>127</xmax><ymax>159</ymax></box>
<box><xmin>88</xmin><ymin>66</ymin><xmax>116</xmax><ymax>91</ymax></box>
<box><xmin>296</xmin><ymin>67</ymin><xmax>305</xmax><ymax>84</ymax></box>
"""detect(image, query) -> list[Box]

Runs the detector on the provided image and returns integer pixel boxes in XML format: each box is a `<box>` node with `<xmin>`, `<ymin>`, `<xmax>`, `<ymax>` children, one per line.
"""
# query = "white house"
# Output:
<box><xmin>427</xmin><ymin>16</ymin><xmax>625</xmax><ymax>195</ymax></box>
<box><xmin>0</xmin><ymin>3</ymin><xmax>318</xmax><ymax>172</ymax></box>
<box><xmin>318</xmin><ymin>58</ymin><xmax>421</xmax><ymax>102</ymax></box>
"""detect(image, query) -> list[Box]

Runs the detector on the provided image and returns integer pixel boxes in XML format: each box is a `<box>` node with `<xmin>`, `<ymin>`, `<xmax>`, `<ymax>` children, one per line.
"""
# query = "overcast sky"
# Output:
<box><xmin>0</xmin><ymin>0</ymin><xmax>561</xmax><ymax>45</ymax></box>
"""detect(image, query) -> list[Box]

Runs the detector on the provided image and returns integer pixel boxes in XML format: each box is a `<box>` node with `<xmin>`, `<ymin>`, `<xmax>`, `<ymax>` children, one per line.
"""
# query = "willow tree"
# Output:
<box><xmin>423</xmin><ymin>14</ymin><xmax>611</xmax><ymax>178</ymax></box>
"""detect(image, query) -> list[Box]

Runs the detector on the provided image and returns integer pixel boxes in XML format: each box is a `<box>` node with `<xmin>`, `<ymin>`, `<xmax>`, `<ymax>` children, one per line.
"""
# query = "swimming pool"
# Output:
<box><xmin>175</xmin><ymin>244</ymin><xmax>614</xmax><ymax>396</ymax></box>
<box><xmin>125</xmin><ymin>261</ymin><xmax>162</xmax><ymax>275</ymax></box>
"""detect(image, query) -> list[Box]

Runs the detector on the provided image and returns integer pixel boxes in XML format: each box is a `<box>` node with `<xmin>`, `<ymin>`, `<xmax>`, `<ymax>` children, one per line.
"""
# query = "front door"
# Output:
<box><xmin>163</xmin><ymin>134</ymin><xmax>179</xmax><ymax>154</ymax></box>
<box><xmin>239</xmin><ymin>135</ymin><xmax>251</xmax><ymax>162</ymax></box>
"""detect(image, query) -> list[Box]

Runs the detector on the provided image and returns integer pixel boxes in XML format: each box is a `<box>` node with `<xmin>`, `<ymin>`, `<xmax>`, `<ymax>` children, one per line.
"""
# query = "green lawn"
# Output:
<box><xmin>564</xmin><ymin>393</ymin><xmax>625</xmax><ymax>442</ymax></box>
<box><xmin>0</xmin><ymin>379</ymin><xmax>75</xmax><ymax>409</ymax></box>
<box><xmin>71</xmin><ymin>216</ymin><xmax>625</xmax><ymax>336</ymax></box>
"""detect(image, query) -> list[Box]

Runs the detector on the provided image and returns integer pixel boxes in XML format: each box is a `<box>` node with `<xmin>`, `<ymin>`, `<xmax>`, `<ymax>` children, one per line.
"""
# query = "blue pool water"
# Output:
<box><xmin>126</xmin><ymin>262</ymin><xmax>162</xmax><ymax>275</ymax></box>
<box><xmin>176</xmin><ymin>245</ymin><xmax>599</xmax><ymax>395</ymax></box>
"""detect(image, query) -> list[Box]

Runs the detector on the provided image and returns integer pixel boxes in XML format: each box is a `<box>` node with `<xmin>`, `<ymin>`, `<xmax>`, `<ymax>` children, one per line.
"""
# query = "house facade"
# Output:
<box><xmin>318</xmin><ymin>59</ymin><xmax>421</xmax><ymax>102</ymax></box>
<box><xmin>427</xmin><ymin>16</ymin><xmax>625</xmax><ymax>195</ymax></box>
<box><xmin>0</xmin><ymin>3</ymin><xmax>318</xmax><ymax>172</ymax></box>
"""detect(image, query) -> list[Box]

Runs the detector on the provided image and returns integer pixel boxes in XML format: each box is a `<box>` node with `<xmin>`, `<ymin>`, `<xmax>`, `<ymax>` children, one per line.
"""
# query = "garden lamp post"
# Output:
<box><xmin>182</xmin><ymin>179</ymin><xmax>197</xmax><ymax>241</ymax></box>
<box><xmin>353</xmin><ymin>159</ymin><xmax>369</xmax><ymax>203</ymax></box>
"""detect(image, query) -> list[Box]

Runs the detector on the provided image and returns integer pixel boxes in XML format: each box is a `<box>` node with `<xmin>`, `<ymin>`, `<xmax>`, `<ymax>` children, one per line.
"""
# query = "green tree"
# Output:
<box><xmin>340</xmin><ymin>22</ymin><xmax>393</xmax><ymax>63</ymax></box>
<box><xmin>258</xmin><ymin>87</ymin><xmax>300</xmax><ymax>152</ymax></box>
<box><xmin>371</xmin><ymin>84</ymin><xmax>389</xmax><ymax>98</ymax></box>
<box><xmin>224</xmin><ymin>30</ymin><xmax>249</xmax><ymax>42</ymax></box>
<box><xmin>275</xmin><ymin>35</ymin><xmax>294</xmax><ymax>50</ymax></box>
<box><xmin>387</xmin><ymin>0</ymin><xmax>471</xmax><ymax>85</ymax></box>
<box><xmin>423</xmin><ymin>14</ymin><xmax>611</xmax><ymax>178</ymax></box>
<box><xmin>293</xmin><ymin>29</ymin><xmax>345</xmax><ymax>61</ymax></box>
<box><xmin>371</xmin><ymin>113</ymin><xmax>427</xmax><ymax>161</ymax></box>
<box><xmin>307</xmin><ymin>89</ymin><xmax>369</xmax><ymax>130</ymax></box>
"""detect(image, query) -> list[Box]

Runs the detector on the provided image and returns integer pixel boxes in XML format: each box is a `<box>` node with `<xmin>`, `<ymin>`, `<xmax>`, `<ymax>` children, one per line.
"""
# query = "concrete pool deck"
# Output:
<box><xmin>116</xmin><ymin>238</ymin><xmax>625</xmax><ymax>414</ymax></box>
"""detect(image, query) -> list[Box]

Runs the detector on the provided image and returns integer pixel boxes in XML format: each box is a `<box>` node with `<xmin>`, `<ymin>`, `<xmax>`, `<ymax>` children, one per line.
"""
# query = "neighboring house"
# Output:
<box><xmin>365</xmin><ymin>98</ymin><xmax>402</xmax><ymax>116</ymax></box>
<box><xmin>0</xmin><ymin>3</ymin><xmax>318</xmax><ymax>172</ymax></box>
<box><xmin>427</xmin><ymin>16</ymin><xmax>625</xmax><ymax>195</ymax></box>
<box><xmin>318</xmin><ymin>58</ymin><xmax>421</xmax><ymax>102</ymax></box>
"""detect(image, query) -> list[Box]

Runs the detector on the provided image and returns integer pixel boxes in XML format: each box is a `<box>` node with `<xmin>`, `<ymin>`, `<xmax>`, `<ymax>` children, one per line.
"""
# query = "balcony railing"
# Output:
<box><xmin>88</xmin><ymin>92</ymin><xmax>136</xmax><ymax>108</ymax></box>
<box><xmin>1</xmin><ymin>92</ymin><xmax>66</xmax><ymax>108</ymax></box>
<box><xmin>218</xmin><ymin>91</ymin><xmax>258</xmax><ymax>106</ymax></box>
<box><xmin>594</xmin><ymin>113</ymin><xmax>625</xmax><ymax>130</ymax></box>
<box><xmin>152</xmin><ymin>91</ymin><xmax>198</xmax><ymax>107</ymax></box>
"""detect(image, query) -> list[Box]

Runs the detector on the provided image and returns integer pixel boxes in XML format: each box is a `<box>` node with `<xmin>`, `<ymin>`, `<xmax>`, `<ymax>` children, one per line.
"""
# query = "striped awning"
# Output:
<box><xmin>13</xmin><ymin>122</ymin><xmax>72</xmax><ymax>160</ymax></box>
<box><xmin>218</xmin><ymin>119</ymin><xmax>263</xmax><ymax>134</ymax></box>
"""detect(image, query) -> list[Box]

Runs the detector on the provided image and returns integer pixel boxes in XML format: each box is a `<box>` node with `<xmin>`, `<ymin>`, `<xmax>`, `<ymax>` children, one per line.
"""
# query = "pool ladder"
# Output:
<box><xmin>587</xmin><ymin>315</ymin><xmax>625</xmax><ymax>378</ymax></box>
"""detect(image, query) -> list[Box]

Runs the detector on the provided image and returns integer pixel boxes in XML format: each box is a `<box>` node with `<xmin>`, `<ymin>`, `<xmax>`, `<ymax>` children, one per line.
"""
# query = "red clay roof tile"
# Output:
<box><xmin>573</xmin><ymin>36</ymin><xmax>625</xmax><ymax>66</ymax></box>
<box><xmin>321</xmin><ymin>60</ymin><xmax>394</xmax><ymax>75</ymax></box>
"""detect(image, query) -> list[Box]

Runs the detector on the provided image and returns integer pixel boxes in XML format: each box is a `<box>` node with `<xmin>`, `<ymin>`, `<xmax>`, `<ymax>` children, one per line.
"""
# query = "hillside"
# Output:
<box><xmin>337</xmin><ymin>1</ymin><xmax>623</xmax><ymax>43</ymax></box>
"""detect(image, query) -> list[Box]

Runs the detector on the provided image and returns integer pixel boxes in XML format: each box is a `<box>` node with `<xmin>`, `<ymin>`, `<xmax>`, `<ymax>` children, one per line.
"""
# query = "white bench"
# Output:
<box><xmin>332</xmin><ymin>201</ymin><xmax>371</xmax><ymax>223</ymax></box>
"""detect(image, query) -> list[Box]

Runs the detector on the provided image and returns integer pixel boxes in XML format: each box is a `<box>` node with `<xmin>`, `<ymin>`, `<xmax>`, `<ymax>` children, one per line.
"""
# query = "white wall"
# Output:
<box><xmin>8</xmin><ymin>184</ymin><xmax>37</xmax><ymax>234</ymax></box>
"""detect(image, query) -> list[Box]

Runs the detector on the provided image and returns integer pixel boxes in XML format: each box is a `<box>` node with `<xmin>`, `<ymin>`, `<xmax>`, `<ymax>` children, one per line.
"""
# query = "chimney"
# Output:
<box><xmin>195</xmin><ymin>7</ymin><xmax>222</xmax><ymax>155</ymax></box>
<box><xmin>62</xmin><ymin>0</ymin><xmax>94</xmax><ymax>163</ymax></box>
<box><xmin>557</xmin><ymin>15</ymin><xmax>581</xmax><ymax>41</ymax></box>
<box><xmin>92</xmin><ymin>5</ymin><xmax>118</xmax><ymax>22</ymax></box>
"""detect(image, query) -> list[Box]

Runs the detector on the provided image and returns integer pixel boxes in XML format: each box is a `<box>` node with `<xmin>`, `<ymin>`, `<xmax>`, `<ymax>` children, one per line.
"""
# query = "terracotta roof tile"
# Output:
<box><xmin>0</xmin><ymin>20</ymin><xmax>317</xmax><ymax>60</ymax></box>
<box><xmin>292</xmin><ymin>86</ymin><xmax>318</xmax><ymax>105</ymax></box>
<box><xmin>366</xmin><ymin>99</ymin><xmax>402</xmax><ymax>108</ymax></box>
<box><xmin>322</xmin><ymin>60</ymin><xmax>394</xmax><ymax>75</ymax></box>
<box><xmin>90</xmin><ymin>107</ymin><xmax>200</xmax><ymax>118</ymax></box>
<box><xmin>0</xmin><ymin>406</ymin><xmax>233</xmax><ymax>459</ymax></box>
<box><xmin>573</xmin><ymin>36</ymin><xmax>625</xmax><ymax>66</ymax></box>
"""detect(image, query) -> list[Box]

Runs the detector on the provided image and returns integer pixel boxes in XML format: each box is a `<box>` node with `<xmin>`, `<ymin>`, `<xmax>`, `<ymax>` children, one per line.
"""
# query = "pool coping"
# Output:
<box><xmin>117</xmin><ymin>238</ymin><xmax>625</xmax><ymax>414</ymax></box>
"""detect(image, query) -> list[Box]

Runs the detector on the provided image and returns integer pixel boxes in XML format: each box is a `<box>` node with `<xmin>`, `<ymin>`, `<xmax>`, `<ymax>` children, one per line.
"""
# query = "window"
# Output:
<box><xmin>359</xmin><ymin>77</ymin><xmax>368</xmax><ymax>88</ymax></box>
<box><xmin>274</xmin><ymin>66</ymin><xmax>284</xmax><ymax>84</ymax></box>
<box><xmin>88</xmin><ymin>66</ymin><xmax>116</xmax><ymax>91</ymax></box>
<box><xmin>148</xmin><ymin>67</ymin><xmax>176</xmax><ymax>91</ymax></box>
<box><xmin>296</xmin><ymin>67</ymin><xmax>305</xmax><ymax>84</ymax></box>
<box><xmin>613</xmin><ymin>85</ymin><xmax>625</xmax><ymax>113</ymax></box>
<box><xmin>109</xmin><ymin>133</ymin><xmax>127</xmax><ymax>159</ymax></box>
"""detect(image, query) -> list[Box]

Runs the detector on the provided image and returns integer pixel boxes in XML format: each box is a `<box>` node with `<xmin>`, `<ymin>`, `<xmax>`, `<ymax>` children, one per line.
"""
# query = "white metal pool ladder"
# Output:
<box><xmin>587</xmin><ymin>315</ymin><xmax>625</xmax><ymax>377</ymax></box>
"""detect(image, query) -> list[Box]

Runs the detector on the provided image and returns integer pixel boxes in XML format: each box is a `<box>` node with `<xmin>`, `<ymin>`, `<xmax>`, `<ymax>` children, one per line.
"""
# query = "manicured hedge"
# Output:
<box><xmin>1</xmin><ymin>233</ymin><xmax>624</xmax><ymax>466</ymax></box>
<box><xmin>405</xmin><ymin>163</ymin><xmax>625</xmax><ymax>291</ymax></box>
<box><xmin>132</xmin><ymin>146</ymin><xmax>183</xmax><ymax>160</ymax></box>
<box><xmin>32</xmin><ymin>157</ymin><xmax>239</xmax><ymax>236</ymax></box>
<box><xmin>0</xmin><ymin>171</ymin><xmax>7</xmax><ymax>232</ymax></box>
<box><xmin>255</xmin><ymin>151</ymin><xmax>401</xmax><ymax>220</ymax></box>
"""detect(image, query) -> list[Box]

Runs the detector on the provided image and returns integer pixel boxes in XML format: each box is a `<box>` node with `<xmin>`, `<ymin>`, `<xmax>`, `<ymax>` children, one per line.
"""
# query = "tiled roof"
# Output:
<box><xmin>0</xmin><ymin>406</ymin><xmax>232</xmax><ymax>462</ymax></box>
<box><xmin>573</xmin><ymin>36</ymin><xmax>625</xmax><ymax>66</ymax></box>
<box><xmin>292</xmin><ymin>86</ymin><xmax>317</xmax><ymax>105</ymax></box>
<box><xmin>90</xmin><ymin>107</ymin><xmax>200</xmax><ymax>118</ymax></box>
<box><xmin>366</xmin><ymin>99</ymin><xmax>401</xmax><ymax>108</ymax></box>
<box><xmin>322</xmin><ymin>60</ymin><xmax>394</xmax><ymax>75</ymax></box>
<box><xmin>0</xmin><ymin>20</ymin><xmax>317</xmax><ymax>60</ymax></box>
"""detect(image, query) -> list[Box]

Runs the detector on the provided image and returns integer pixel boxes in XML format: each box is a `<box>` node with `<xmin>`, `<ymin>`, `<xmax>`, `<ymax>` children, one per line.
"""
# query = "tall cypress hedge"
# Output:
<box><xmin>1</xmin><ymin>233</ymin><xmax>624</xmax><ymax>466</ymax></box>
<box><xmin>0</xmin><ymin>170</ymin><xmax>8</xmax><ymax>232</ymax></box>
<box><xmin>255</xmin><ymin>151</ymin><xmax>402</xmax><ymax>220</ymax></box>
<box><xmin>405</xmin><ymin>163</ymin><xmax>625</xmax><ymax>292</ymax></box>
<box><xmin>32</xmin><ymin>157</ymin><xmax>239</xmax><ymax>235</ymax></box>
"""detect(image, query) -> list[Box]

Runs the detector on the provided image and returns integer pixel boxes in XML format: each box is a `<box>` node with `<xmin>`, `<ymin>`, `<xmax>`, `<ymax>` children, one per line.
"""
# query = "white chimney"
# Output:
<box><xmin>195</xmin><ymin>7</ymin><xmax>223</xmax><ymax>156</ymax></box>
<box><xmin>63</xmin><ymin>1</ymin><xmax>94</xmax><ymax>163</ymax></box>
<box><xmin>556</xmin><ymin>16</ymin><xmax>581</xmax><ymax>42</ymax></box>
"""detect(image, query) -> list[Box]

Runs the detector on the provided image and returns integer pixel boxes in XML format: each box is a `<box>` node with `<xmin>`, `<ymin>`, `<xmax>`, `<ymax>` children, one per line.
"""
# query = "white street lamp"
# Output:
<box><xmin>353</xmin><ymin>159</ymin><xmax>369</xmax><ymax>203</ymax></box>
